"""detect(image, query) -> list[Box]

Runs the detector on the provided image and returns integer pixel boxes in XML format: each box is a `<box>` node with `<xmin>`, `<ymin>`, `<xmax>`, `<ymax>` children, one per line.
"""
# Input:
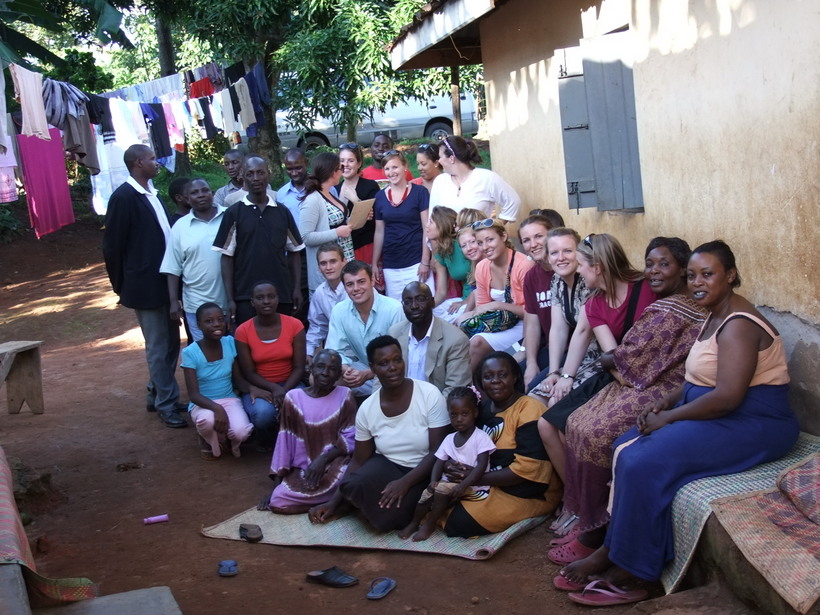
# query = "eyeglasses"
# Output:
<box><xmin>339</xmin><ymin>143</ymin><xmax>359</xmax><ymax>151</ymax></box>
<box><xmin>418</xmin><ymin>143</ymin><xmax>436</xmax><ymax>153</ymax></box>
<box><xmin>443</xmin><ymin>136</ymin><xmax>454</xmax><ymax>156</ymax></box>
<box><xmin>583</xmin><ymin>233</ymin><xmax>596</xmax><ymax>250</ymax></box>
<box><xmin>384</xmin><ymin>149</ymin><xmax>401</xmax><ymax>158</ymax></box>
<box><xmin>472</xmin><ymin>218</ymin><xmax>495</xmax><ymax>231</ymax></box>
<box><xmin>401</xmin><ymin>296</ymin><xmax>430</xmax><ymax>307</ymax></box>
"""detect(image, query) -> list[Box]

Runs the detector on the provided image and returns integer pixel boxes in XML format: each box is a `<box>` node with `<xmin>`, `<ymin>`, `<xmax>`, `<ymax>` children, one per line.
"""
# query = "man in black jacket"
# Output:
<box><xmin>102</xmin><ymin>144</ymin><xmax>186</xmax><ymax>428</ymax></box>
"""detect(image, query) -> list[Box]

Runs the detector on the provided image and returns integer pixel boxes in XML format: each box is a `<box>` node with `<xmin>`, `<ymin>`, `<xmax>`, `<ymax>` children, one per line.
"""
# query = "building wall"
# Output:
<box><xmin>480</xmin><ymin>0</ymin><xmax>820</xmax><ymax>429</ymax></box>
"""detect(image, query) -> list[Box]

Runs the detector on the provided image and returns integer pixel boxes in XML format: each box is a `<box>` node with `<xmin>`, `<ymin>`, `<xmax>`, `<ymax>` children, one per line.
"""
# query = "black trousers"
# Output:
<box><xmin>340</xmin><ymin>454</ymin><xmax>427</xmax><ymax>532</ymax></box>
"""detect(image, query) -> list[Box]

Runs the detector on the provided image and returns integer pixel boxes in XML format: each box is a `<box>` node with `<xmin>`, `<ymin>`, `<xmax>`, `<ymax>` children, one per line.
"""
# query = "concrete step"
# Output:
<box><xmin>32</xmin><ymin>587</ymin><xmax>181</xmax><ymax>615</ymax></box>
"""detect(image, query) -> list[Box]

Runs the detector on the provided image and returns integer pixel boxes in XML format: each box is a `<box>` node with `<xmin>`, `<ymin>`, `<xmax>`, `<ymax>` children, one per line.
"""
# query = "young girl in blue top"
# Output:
<box><xmin>181</xmin><ymin>302</ymin><xmax>253</xmax><ymax>459</ymax></box>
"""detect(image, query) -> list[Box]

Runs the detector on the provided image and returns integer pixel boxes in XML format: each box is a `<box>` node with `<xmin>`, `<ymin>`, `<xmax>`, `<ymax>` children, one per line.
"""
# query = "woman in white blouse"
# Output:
<box><xmin>429</xmin><ymin>135</ymin><xmax>521</xmax><ymax>223</ymax></box>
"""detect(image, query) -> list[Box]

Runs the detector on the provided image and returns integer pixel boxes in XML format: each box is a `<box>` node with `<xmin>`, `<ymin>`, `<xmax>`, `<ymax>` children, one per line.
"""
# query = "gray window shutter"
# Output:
<box><xmin>582</xmin><ymin>32</ymin><xmax>644</xmax><ymax>211</ymax></box>
<box><xmin>558</xmin><ymin>47</ymin><xmax>600</xmax><ymax>209</ymax></box>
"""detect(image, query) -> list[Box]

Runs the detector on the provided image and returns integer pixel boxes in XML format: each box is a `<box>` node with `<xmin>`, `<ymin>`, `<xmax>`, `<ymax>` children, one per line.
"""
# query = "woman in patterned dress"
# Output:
<box><xmin>547</xmin><ymin>237</ymin><xmax>706</xmax><ymax>565</ymax></box>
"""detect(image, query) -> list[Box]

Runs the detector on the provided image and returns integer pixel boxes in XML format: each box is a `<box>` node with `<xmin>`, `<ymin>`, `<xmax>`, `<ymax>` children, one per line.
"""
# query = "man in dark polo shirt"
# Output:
<box><xmin>213</xmin><ymin>155</ymin><xmax>305</xmax><ymax>325</ymax></box>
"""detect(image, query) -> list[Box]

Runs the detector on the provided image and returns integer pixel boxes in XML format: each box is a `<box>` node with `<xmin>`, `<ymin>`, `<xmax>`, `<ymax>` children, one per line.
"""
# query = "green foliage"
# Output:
<box><xmin>0</xmin><ymin>203</ymin><xmax>23</xmax><ymax>244</ymax></box>
<box><xmin>152</xmin><ymin>161</ymin><xmax>227</xmax><ymax>206</ymax></box>
<box><xmin>0</xmin><ymin>0</ymin><xmax>133</xmax><ymax>70</ymax></box>
<box><xmin>44</xmin><ymin>49</ymin><xmax>114</xmax><ymax>91</ymax></box>
<box><xmin>273</xmin><ymin>0</ymin><xmax>483</xmax><ymax>136</ymax></box>
<box><xmin>98</xmin><ymin>8</ymin><xmax>216</xmax><ymax>89</ymax></box>
<box><xmin>186</xmin><ymin>130</ymin><xmax>230</xmax><ymax>165</ymax></box>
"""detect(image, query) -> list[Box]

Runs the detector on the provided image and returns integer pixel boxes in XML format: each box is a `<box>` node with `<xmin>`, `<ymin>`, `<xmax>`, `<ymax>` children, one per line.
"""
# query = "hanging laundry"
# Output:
<box><xmin>198</xmin><ymin>97</ymin><xmax>219</xmax><ymax>140</ymax></box>
<box><xmin>217</xmin><ymin>88</ymin><xmax>238</xmax><ymax>135</ymax></box>
<box><xmin>195</xmin><ymin>62</ymin><xmax>224</xmax><ymax>90</ymax></box>
<box><xmin>0</xmin><ymin>135</ymin><xmax>18</xmax><ymax>203</ymax></box>
<box><xmin>42</xmin><ymin>78</ymin><xmax>100</xmax><ymax>174</ymax></box>
<box><xmin>91</xmin><ymin>136</ymin><xmax>128</xmax><ymax>215</ymax></box>
<box><xmin>0</xmin><ymin>69</ymin><xmax>7</xmax><ymax>153</ymax></box>
<box><xmin>224</xmin><ymin>61</ymin><xmax>246</xmax><ymax>87</ymax></box>
<box><xmin>252</xmin><ymin>62</ymin><xmax>271</xmax><ymax>106</ymax></box>
<box><xmin>87</xmin><ymin>94</ymin><xmax>116</xmax><ymax>143</ymax></box>
<box><xmin>140</xmin><ymin>103</ymin><xmax>172</xmax><ymax>158</ymax></box>
<box><xmin>234</xmin><ymin>77</ymin><xmax>256</xmax><ymax>131</ymax></box>
<box><xmin>109</xmin><ymin>98</ymin><xmax>141</xmax><ymax>145</ymax></box>
<box><xmin>228</xmin><ymin>84</ymin><xmax>241</xmax><ymax>125</ymax></box>
<box><xmin>243</xmin><ymin>71</ymin><xmax>266</xmax><ymax>128</ymax></box>
<box><xmin>190</xmin><ymin>77</ymin><xmax>214</xmax><ymax>98</ymax></box>
<box><xmin>9</xmin><ymin>65</ymin><xmax>50</xmax><ymax>139</ymax></box>
<box><xmin>17</xmin><ymin>127</ymin><xmax>74</xmax><ymax>238</ymax></box>
<box><xmin>163</xmin><ymin>102</ymin><xmax>184</xmax><ymax>151</ymax></box>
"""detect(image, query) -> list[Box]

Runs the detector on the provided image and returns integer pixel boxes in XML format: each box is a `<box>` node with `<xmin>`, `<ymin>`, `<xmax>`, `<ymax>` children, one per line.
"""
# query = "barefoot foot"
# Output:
<box><xmin>559</xmin><ymin>545</ymin><xmax>612</xmax><ymax>585</ymax></box>
<box><xmin>411</xmin><ymin>524</ymin><xmax>435</xmax><ymax>542</ymax></box>
<box><xmin>398</xmin><ymin>523</ymin><xmax>417</xmax><ymax>540</ymax></box>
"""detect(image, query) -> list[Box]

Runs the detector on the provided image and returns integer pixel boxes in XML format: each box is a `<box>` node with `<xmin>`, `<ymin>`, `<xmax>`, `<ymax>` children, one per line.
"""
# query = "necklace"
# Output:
<box><xmin>387</xmin><ymin>185</ymin><xmax>410</xmax><ymax>207</ymax></box>
<box><xmin>453</xmin><ymin>169</ymin><xmax>472</xmax><ymax>197</ymax></box>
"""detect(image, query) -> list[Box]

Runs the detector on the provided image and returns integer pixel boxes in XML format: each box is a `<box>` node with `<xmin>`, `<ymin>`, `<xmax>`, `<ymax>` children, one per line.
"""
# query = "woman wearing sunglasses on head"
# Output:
<box><xmin>430</xmin><ymin>135</ymin><xmax>521</xmax><ymax>223</ymax></box>
<box><xmin>332</xmin><ymin>143</ymin><xmax>380</xmax><ymax>265</ymax></box>
<box><xmin>412</xmin><ymin>142</ymin><xmax>443</xmax><ymax>193</ymax></box>
<box><xmin>463</xmin><ymin>218</ymin><xmax>534</xmax><ymax>372</ymax></box>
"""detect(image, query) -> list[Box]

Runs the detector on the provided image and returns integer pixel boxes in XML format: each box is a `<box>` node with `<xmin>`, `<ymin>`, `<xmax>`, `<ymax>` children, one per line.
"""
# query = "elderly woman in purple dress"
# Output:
<box><xmin>258</xmin><ymin>349</ymin><xmax>357</xmax><ymax>514</ymax></box>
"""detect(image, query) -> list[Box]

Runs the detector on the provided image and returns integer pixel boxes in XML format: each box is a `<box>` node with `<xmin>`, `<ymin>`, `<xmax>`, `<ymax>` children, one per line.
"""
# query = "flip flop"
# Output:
<box><xmin>239</xmin><ymin>523</ymin><xmax>263</xmax><ymax>543</ymax></box>
<box><xmin>568</xmin><ymin>580</ymin><xmax>648</xmax><ymax>606</ymax></box>
<box><xmin>218</xmin><ymin>560</ymin><xmax>238</xmax><ymax>577</ymax></box>
<box><xmin>552</xmin><ymin>513</ymin><xmax>579</xmax><ymax>537</ymax></box>
<box><xmin>553</xmin><ymin>575</ymin><xmax>586</xmax><ymax>591</ymax></box>
<box><xmin>548</xmin><ymin>507</ymin><xmax>568</xmax><ymax>531</ymax></box>
<box><xmin>549</xmin><ymin>524</ymin><xmax>580</xmax><ymax>547</ymax></box>
<box><xmin>366</xmin><ymin>577</ymin><xmax>397</xmax><ymax>600</ymax></box>
<box><xmin>547</xmin><ymin>538</ymin><xmax>597</xmax><ymax>565</ymax></box>
<box><xmin>305</xmin><ymin>566</ymin><xmax>358</xmax><ymax>588</ymax></box>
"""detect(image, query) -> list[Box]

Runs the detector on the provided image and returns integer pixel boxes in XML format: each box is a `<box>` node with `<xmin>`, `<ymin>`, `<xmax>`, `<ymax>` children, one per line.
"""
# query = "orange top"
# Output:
<box><xmin>685</xmin><ymin>312</ymin><xmax>789</xmax><ymax>388</ymax></box>
<box><xmin>474</xmin><ymin>248</ymin><xmax>534</xmax><ymax>307</ymax></box>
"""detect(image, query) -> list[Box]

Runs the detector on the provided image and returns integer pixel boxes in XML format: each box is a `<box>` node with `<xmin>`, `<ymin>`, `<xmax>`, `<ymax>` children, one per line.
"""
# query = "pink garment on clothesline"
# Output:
<box><xmin>17</xmin><ymin>127</ymin><xmax>74</xmax><ymax>238</ymax></box>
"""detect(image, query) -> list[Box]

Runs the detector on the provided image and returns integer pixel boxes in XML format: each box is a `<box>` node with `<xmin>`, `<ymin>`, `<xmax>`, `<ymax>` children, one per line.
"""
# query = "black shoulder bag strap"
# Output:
<box><xmin>622</xmin><ymin>279</ymin><xmax>644</xmax><ymax>338</ymax></box>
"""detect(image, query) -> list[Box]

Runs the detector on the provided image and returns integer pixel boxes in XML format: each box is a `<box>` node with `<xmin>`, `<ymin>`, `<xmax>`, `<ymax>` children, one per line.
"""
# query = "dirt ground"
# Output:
<box><xmin>0</xmin><ymin>218</ymin><xmax>748</xmax><ymax>614</ymax></box>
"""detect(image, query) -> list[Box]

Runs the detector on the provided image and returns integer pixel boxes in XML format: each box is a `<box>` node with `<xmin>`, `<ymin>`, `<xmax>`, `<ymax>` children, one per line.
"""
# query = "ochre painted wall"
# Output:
<box><xmin>481</xmin><ymin>0</ymin><xmax>820</xmax><ymax>323</ymax></box>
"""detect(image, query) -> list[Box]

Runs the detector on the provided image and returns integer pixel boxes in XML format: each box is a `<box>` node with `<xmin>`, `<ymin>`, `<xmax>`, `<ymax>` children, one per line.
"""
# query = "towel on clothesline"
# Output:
<box><xmin>9</xmin><ymin>64</ymin><xmax>50</xmax><ymax>140</ymax></box>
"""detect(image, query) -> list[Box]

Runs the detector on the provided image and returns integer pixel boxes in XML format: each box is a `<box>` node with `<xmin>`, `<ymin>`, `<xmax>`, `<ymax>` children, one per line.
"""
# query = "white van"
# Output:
<box><xmin>276</xmin><ymin>93</ymin><xmax>478</xmax><ymax>150</ymax></box>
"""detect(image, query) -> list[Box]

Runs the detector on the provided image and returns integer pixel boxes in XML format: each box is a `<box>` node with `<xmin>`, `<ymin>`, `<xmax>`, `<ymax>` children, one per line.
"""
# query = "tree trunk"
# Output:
<box><xmin>155</xmin><ymin>18</ymin><xmax>176</xmax><ymax>76</ymax></box>
<box><xmin>450</xmin><ymin>66</ymin><xmax>462</xmax><ymax>136</ymax></box>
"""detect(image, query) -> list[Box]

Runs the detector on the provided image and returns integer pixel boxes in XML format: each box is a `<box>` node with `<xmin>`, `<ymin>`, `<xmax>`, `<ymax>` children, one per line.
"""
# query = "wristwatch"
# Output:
<box><xmin>560</xmin><ymin>373</ymin><xmax>575</xmax><ymax>380</ymax></box>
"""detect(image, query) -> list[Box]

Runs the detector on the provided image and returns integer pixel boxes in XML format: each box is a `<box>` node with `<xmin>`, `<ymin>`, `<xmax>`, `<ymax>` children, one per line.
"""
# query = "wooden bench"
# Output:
<box><xmin>0</xmin><ymin>341</ymin><xmax>44</xmax><ymax>414</ymax></box>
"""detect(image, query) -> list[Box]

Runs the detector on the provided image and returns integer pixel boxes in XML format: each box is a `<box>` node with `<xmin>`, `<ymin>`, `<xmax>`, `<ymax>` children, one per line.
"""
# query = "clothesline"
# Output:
<box><xmin>3</xmin><ymin>58</ymin><xmax>273</xmax><ymax>236</ymax></box>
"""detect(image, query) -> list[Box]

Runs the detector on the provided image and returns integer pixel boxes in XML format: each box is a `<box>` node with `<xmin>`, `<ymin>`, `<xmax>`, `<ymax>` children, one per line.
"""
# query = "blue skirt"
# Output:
<box><xmin>604</xmin><ymin>383</ymin><xmax>799</xmax><ymax>581</ymax></box>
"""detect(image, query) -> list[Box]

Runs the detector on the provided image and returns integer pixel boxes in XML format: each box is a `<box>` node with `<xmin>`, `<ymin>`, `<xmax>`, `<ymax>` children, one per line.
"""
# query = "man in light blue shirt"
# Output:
<box><xmin>275</xmin><ymin>148</ymin><xmax>308</xmax><ymax>224</ymax></box>
<box><xmin>160</xmin><ymin>178</ymin><xmax>227</xmax><ymax>340</ymax></box>
<box><xmin>325</xmin><ymin>260</ymin><xmax>404</xmax><ymax>397</ymax></box>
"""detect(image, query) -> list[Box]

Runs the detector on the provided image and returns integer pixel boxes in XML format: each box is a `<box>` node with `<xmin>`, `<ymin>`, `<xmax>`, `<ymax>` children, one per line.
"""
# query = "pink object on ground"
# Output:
<box><xmin>547</xmin><ymin>537</ymin><xmax>597</xmax><ymax>565</ymax></box>
<box><xmin>568</xmin><ymin>580</ymin><xmax>648</xmax><ymax>606</ymax></box>
<box><xmin>553</xmin><ymin>575</ymin><xmax>586</xmax><ymax>591</ymax></box>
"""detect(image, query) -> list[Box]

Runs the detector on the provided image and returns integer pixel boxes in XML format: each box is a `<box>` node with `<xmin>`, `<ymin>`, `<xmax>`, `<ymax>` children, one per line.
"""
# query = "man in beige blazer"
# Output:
<box><xmin>388</xmin><ymin>282</ymin><xmax>471</xmax><ymax>397</ymax></box>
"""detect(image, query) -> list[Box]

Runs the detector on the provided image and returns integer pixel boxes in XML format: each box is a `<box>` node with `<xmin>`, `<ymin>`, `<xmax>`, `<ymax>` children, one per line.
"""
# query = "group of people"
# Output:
<box><xmin>102</xmin><ymin>135</ymin><xmax>799</xmax><ymax>607</ymax></box>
